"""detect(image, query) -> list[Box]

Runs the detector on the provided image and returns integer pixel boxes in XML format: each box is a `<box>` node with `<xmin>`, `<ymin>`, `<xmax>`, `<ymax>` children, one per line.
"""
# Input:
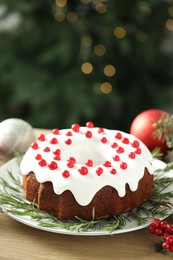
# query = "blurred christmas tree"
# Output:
<box><xmin>0</xmin><ymin>0</ymin><xmax>173</xmax><ymax>130</ymax></box>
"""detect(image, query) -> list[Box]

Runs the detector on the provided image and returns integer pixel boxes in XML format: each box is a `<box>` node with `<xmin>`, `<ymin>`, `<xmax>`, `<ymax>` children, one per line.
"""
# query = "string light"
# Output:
<box><xmin>55</xmin><ymin>0</ymin><xmax>67</xmax><ymax>8</ymax></box>
<box><xmin>100</xmin><ymin>82</ymin><xmax>112</xmax><ymax>94</ymax></box>
<box><xmin>114</xmin><ymin>26</ymin><xmax>126</xmax><ymax>39</ymax></box>
<box><xmin>81</xmin><ymin>35</ymin><xmax>92</xmax><ymax>47</ymax></box>
<box><xmin>95</xmin><ymin>3</ymin><xmax>107</xmax><ymax>14</ymax></box>
<box><xmin>81</xmin><ymin>62</ymin><xmax>93</xmax><ymax>74</ymax></box>
<box><xmin>66</xmin><ymin>12</ymin><xmax>78</xmax><ymax>23</ymax></box>
<box><xmin>103</xmin><ymin>65</ymin><xmax>116</xmax><ymax>77</ymax></box>
<box><xmin>94</xmin><ymin>44</ymin><xmax>106</xmax><ymax>56</ymax></box>
<box><xmin>168</xmin><ymin>7</ymin><xmax>173</xmax><ymax>16</ymax></box>
<box><xmin>165</xmin><ymin>19</ymin><xmax>173</xmax><ymax>31</ymax></box>
<box><xmin>54</xmin><ymin>12</ymin><xmax>65</xmax><ymax>22</ymax></box>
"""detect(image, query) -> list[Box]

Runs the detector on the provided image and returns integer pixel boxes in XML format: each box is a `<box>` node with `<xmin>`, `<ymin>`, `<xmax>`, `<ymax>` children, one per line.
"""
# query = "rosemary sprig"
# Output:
<box><xmin>152</xmin><ymin>147</ymin><xmax>163</xmax><ymax>159</ymax></box>
<box><xmin>102</xmin><ymin>215</ymin><xmax>129</xmax><ymax>232</ymax></box>
<box><xmin>153</xmin><ymin>113</ymin><xmax>173</xmax><ymax>149</ymax></box>
<box><xmin>0</xmin><ymin>166</ymin><xmax>173</xmax><ymax>233</ymax></box>
<box><xmin>0</xmin><ymin>171</ymin><xmax>21</xmax><ymax>194</ymax></box>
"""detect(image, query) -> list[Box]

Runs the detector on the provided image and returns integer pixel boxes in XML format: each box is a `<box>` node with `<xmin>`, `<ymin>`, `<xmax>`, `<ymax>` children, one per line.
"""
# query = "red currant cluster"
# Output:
<box><xmin>149</xmin><ymin>218</ymin><xmax>173</xmax><ymax>252</ymax></box>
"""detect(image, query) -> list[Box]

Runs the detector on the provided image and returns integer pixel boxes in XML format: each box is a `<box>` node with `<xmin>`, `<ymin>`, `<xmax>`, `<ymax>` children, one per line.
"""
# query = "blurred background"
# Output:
<box><xmin>0</xmin><ymin>0</ymin><xmax>173</xmax><ymax>131</ymax></box>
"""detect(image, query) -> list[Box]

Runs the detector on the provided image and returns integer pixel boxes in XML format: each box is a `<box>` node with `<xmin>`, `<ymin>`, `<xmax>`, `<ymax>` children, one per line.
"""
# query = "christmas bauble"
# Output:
<box><xmin>130</xmin><ymin>109</ymin><xmax>169</xmax><ymax>153</ymax></box>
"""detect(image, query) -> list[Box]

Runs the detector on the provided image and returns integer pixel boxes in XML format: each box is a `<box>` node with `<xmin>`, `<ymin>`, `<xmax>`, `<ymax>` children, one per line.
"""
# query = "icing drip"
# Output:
<box><xmin>20</xmin><ymin>123</ymin><xmax>154</xmax><ymax>206</ymax></box>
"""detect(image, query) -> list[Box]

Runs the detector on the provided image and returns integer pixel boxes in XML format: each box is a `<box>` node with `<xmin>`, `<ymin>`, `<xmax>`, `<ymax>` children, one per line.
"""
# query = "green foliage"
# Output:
<box><xmin>0</xmin><ymin>0</ymin><xmax>173</xmax><ymax>130</ymax></box>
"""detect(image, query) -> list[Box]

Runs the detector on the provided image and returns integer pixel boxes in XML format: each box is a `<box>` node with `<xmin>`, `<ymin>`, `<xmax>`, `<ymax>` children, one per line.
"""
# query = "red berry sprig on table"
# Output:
<box><xmin>149</xmin><ymin>218</ymin><xmax>173</xmax><ymax>253</ymax></box>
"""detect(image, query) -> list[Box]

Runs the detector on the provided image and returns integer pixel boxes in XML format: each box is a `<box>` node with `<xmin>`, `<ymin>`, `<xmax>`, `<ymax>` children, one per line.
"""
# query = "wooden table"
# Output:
<box><xmin>0</xmin><ymin>129</ymin><xmax>172</xmax><ymax>259</ymax></box>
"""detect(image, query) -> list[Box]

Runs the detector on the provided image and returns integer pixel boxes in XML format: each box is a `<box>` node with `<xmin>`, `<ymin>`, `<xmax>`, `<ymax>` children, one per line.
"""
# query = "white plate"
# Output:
<box><xmin>0</xmin><ymin>158</ymin><xmax>172</xmax><ymax>236</ymax></box>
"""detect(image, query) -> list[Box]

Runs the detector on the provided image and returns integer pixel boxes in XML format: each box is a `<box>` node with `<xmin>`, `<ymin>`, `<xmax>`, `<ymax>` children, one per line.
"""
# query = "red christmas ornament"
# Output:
<box><xmin>130</xmin><ymin>109</ymin><xmax>169</xmax><ymax>154</ymax></box>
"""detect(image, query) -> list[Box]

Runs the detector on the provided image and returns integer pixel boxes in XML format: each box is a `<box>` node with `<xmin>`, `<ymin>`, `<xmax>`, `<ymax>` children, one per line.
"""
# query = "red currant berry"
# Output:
<box><xmin>151</xmin><ymin>219</ymin><xmax>160</xmax><ymax>228</ymax></box>
<box><xmin>50</xmin><ymin>137</ymin><xmax>58</xmax><ymax>144</ymax></box>
<box><xmin>48</xmin><ymin>161</ymin><xmax>58</xmax><ymax>170</ymax></box>
<box><xmin>62</xmin><ymin>170</ymin><xmax>70</xmax><ymax>178</ymax></box>
<box><xmin>113</xmin><ymin>155</ymin><xmax>120</xmax><ymax>161</ymax></box>
<box><xmin>162</xmin><ymin>242</ymin><xmax>170</xmax><ymax>250</ymax></box>
<box><xmin>71</xmin><ymin>123</ymin><xmax>80</xmax><ymax>132</ymax></box>
<box><xmin>103</xmin><ymin>161</ymin><xmax>111</xmax><ymax>167</ymax></box>
<box><xmin>167</xmin><ymin>224</ymin><xmax>173</xmax><ymax>234</ymax></box>
<box><xmin>44</xmin><ymin>147</ymin><xmax>50</xmax><ymax>152</ymax></box>
<box><xmin>111</xmin><ymin>142</ymin><xmax>118</xmax><ymax>148</ymax></box>
<box><xmin>98</xmin><ymin>127</ymin><xmax>104</xmax><ymax>133</ymax></box>
<box><xmin>166</xmin><ymin>235</ymin><xmax>173</xmax><ymax>245</ymax></box>
<box><xmin>54</xmin><ymin>154</ymin><xmax>61</xmax><ymax>160</ymax></box>
<box><xmin>85</xmin><ymin>159</ymin><xmax>93</xmax><ymax>167</ymax></box>
<box><xmin>132</xmin><ymin>140</ymin><xmax>140</xmax><ymax>148</ymax></box>
<box><xmin>86</xmin><ymin>131</ymin><xmax>92</xmax><ymax>138</ymax></box>
<box><xmin>67</xmin><ymin>157</ymin><xmax>76</xmax><ymax>163</ymax></box>
<box><xmin>115</xmin><ymin>132</ymin><xmax>122</xmax><ymax>139</ymax></box>
<box><xmin>67</xmin><ymin>161</ymin><xmax>75</xmax><ymax>168</ymax></box>
<box><xmin>31</xmin><ymin>142</ymin><xmax>39</xmax><ymax>150</ymax></box>
<box><xmin>110</xmin><ymin>168</ymin><xmax>117</xmax><ymax>174</ymax></box>
<box><xmin>52</xmin><ymin>128</ymin><xmax>59</xmax><ymax>135</ymax></box>
<box><xmin>160</xmin><ymin>220</ymin><xmax>168</xmax><ymax>230</ymax></box>
<box><xmin>65</xmin><ymin>139</ymin><xmax>72</xmax><ymax>145</ymax></box>
<box><xmin>101</xmin><ymin>137</ymin><xmax>107</xmax><ymax>143</ymax></box>
<box><xmin>39</xmin><ymin>159</ymin><xmax>47</xmax><ymax>167</ymax></box>
<box><xmin>116</xmin><ymin>147</ymin><xmax>124</xmax><ymax>154</ymax></box>
<box><xmin>135</xmin><ymin>148</ymin><xmax>141</xmax><ymax>154</ymax></box>
<box><xmin>120</xmin><ymin>162</ymin><xmax>127</xmax><ymax>170</ymax></box>
<box><xmin>35</xmin><ymin>154</ymin><xmax>42</xmax><ymax>160</ymax></box>
<box><xmin>128</xmin><ymin>152</ymin><xmax>136</xmax><ymax>159</ymax></box>
<box><xmin>122</xmin><ymin>137</ymin><xmax>129</xmax><ymax>144</ymax></box>
<box><xmin>155</xmin><ymin>228</ymin><xmax>163</xmax><ymax>236</ymax></box>
<box><xmin>96</xmin><ymin>167</ymin><xmax>103</xmax><ymax>176</ymax></box>
<box><xmin>149</xmin><ymin>226</ymin><xmax>156</xmax><ymax>234</ymax></box>
<box><xmin>86</xmin><ymin>121</ymin><xmax>94</xmax><ymax>128</ymax></box>
<box><xmin>66</xmin><ymin>131</ymin><xmax>72</xmax><ymax>136</ymax></box>
<box><xmin>38</xmin><ymin>134</ymin><xmax>45</xmax><ymax>141</ymax></box>
<box><xmin>53</xmin><ymin>149</ymin><xmax>61</xmax><ymax>155</ymax></box>
<box><xmin>78</xmin><ymin>166</ymin><xmax>88</xmax><ymax>175</ymax></box>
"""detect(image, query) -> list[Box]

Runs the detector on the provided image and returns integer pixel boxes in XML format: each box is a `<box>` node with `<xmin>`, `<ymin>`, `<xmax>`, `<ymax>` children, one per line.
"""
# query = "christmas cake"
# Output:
<box><xmin>20</xmin><ymin>122</ymin><xmax>154</xmax><ymax>220</ymax></box>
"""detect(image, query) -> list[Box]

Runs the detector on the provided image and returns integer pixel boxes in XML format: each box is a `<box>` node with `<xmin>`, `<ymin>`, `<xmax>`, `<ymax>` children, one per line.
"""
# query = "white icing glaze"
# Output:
<box><xmin>20</xmin><ymin>124</ymin><xmax>154</xmax><ymax>206</ymax></box>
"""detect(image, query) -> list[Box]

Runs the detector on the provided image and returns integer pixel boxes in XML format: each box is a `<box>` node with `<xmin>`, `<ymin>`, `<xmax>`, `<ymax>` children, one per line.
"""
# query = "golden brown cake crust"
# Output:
<box><xmin>22</xmin><ymin>169</ymin><xmax>154</xmax><ymax>220</ymax></box>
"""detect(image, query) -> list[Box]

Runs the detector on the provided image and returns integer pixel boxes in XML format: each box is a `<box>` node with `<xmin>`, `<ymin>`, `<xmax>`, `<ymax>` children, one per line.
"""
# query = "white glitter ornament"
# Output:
<box><xmin>0</xmin><ymin>118</ymin><xmax>35</xmax><ymax>160</ymax></box>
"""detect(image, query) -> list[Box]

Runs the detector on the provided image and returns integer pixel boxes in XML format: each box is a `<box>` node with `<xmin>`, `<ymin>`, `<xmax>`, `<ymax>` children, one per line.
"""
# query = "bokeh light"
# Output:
<box><xmin>95</xmin><ymin>3</ymin><xmax>107</xmax><ymax>14</ymax></box>
<box><xmin>54</xmin><ymin>12</ymin><xmax>66</xmax><ymax>22</ymax></box>
<box><xmin>81</xmin><ymin>35</ymin><xmax>92</xmax><ymax>47</ymax></box>
<box><xmin>81</xmin><ymin>62</ymin><xmax>93</xmax><ymax>74</ymax></box>
<box><xmin>100</xmin><ymin>82</ymin><xmax>112</xmax><ymax>94</ymax></box>
<box><xmin>55</xmin><ymin>0</ymin><xmax>67</xmax><ymax>8</ymax></box>
<box><xmin>168</xmin><ymin>6</ymin><xmax>173</xmax><ymax>16</ymax></box>
<box><xmin>94</xmin><ymin>44</ymin><xmax>106</xmax><ymax>56</ymax></box>
<box><xmin>66</xmin><ymin>12</ymin><xmax>78</xmax><ymax>23</ymax></box>
<box><xmin>114</xmin><ymin>26</ymin><xmax>126</xmax><ymax>39</ymax></box>
<box><xmin>165</xmin><ymin>19</ymin><xmax>173</xmax><ymax>31</ymax></box>
<box><xmin>103</xmin><ymin>65</ymin><xmax>116</xmax><ymax>77</ymax></box>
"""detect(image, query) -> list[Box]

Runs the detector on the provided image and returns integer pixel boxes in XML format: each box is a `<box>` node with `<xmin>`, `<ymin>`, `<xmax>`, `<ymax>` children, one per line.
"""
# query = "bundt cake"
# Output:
<box><xmin>20</xmin><ymin>122</ymin><xmax>154</xmax><ymax>220</ymax></box>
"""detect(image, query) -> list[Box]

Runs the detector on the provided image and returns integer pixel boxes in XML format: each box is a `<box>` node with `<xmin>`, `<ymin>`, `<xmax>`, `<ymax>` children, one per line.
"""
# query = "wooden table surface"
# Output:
<box><xmin>0</xmin><ymin>129</ymin><xmax>173</xmax><ymax>260</ymax></box>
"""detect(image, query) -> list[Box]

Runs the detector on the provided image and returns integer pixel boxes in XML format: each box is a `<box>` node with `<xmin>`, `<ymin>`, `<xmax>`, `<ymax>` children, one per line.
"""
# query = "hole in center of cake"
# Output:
<box><xmin>59</xmin><ymin>138</ymin><xmax>110</xmax><ymax>166</ymax></box>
